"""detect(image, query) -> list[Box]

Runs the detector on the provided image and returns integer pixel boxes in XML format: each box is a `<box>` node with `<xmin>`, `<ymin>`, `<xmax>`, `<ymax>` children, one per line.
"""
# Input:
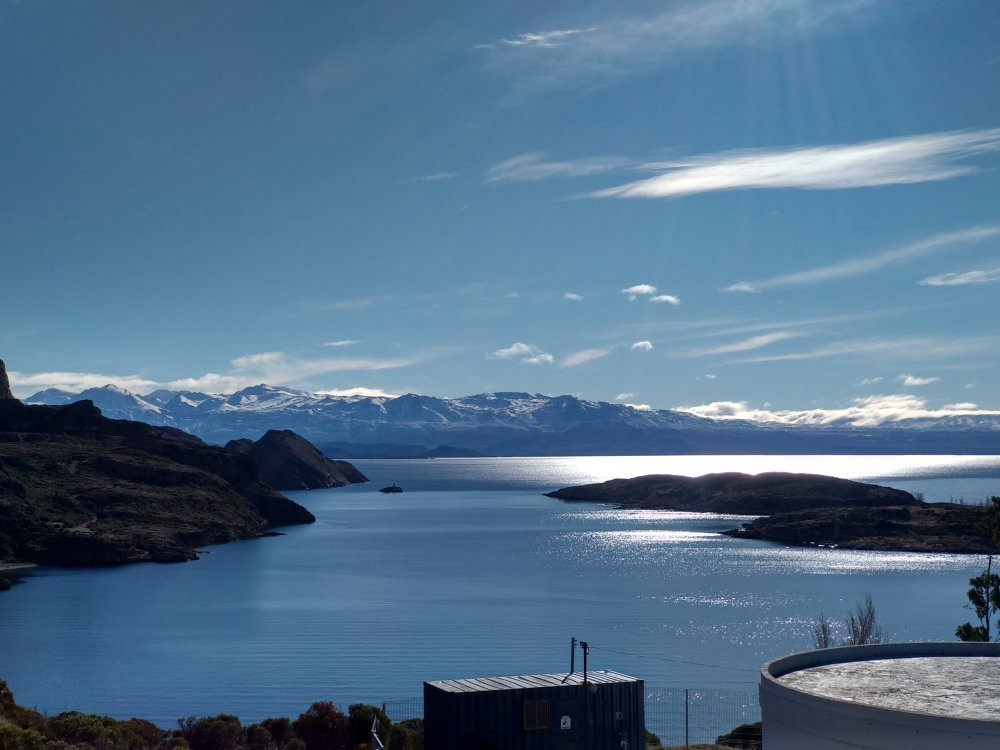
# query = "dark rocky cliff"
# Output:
<box><xmin>226</xmin><ymin>429</ymin><xmax>368</xmax><ymax>490</ymax></box>
<box><xmin>0</xmin><ymin>359</ymin><xmax>14</xmax><ymax>400</ymax></box>
<box><xmin>0</xmin><ymin>361</ymin><xmax>315</xmax><ymax>567</ymax></box>
<box><xmin>723</xmin><ymin>502</ymin><xmax>992</xmax><ymax>553</ymax></box>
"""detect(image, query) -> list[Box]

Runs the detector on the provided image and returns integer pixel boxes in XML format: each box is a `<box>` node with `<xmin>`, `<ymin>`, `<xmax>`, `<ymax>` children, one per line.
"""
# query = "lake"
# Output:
<box><xmin>2</xmin><ymin>455</ymin><xmax>998</xmax><ymax>740</ymax></box>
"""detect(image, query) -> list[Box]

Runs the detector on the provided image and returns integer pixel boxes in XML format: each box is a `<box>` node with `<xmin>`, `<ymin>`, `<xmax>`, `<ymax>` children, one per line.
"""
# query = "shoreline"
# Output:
<box><xmin>0</xmin><ymin>563</ymin><xmax>38</xmax><ymax>572</ymax></box>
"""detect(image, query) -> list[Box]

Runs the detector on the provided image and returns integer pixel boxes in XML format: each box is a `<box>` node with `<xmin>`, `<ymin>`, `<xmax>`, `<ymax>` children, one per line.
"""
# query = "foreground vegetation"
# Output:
<box><xmin>0</xmin><ymin>681</ymin><xmax>423</xmax><ymax>750</ymax></box>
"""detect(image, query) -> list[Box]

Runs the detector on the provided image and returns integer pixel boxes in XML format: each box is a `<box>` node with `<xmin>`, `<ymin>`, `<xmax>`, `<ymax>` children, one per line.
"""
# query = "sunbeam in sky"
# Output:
<box><xmin>2</xmin><ymin>0</ymin><xmax>998</xmax><ymax>417</ymax></box>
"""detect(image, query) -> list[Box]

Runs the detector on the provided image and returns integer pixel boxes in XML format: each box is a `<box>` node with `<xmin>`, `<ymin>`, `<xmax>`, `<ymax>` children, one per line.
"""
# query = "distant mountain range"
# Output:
<box><xmin>24</xmin><ymin>384</ymin><xmax>1000</xmax><ymax>456</ymax></box>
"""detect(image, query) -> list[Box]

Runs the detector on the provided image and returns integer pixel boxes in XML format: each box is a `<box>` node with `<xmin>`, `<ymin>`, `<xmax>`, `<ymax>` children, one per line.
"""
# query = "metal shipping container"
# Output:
<box><xmin>424</xmin><ymin>669</ymin><xmax>644</xmax><ymax>750</ymax></box>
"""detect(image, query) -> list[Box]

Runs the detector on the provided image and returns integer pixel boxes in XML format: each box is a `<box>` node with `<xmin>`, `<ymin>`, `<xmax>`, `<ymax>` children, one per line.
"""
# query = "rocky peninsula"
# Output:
<box><xmin>0</xmin><ymin>359</ymin><xmax>364</xmax><ymax>569</ymax></box>
<box><xmin>722</xmin><ymin>502</ymin><xmax>993</xmax><ymax>553</ymax></box>
<box><xmin>547</xmin><ymin>472</ymin><xmax>992</xmax><ymax>553</ymax></box>
<box><xmin>226</xmin><ymin>429</ymin><xmax>368</xmax><ymax>490</ymax></box>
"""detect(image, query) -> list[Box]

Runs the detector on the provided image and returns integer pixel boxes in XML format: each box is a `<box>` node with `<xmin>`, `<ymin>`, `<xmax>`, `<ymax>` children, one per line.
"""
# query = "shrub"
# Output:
<box><xmin>715</xmin><ymin>721</ymin><xmax>762</xmax><ymax>748</ymax></box>
<box><xmin>0</xmin><ymin>724</ymin><xmax>47</xmax><ymax>750</ymax></box>
<box><xmin>182</xmin><ymin>715</ymin><xmax>242</xmax><ymax>750</ymax></box>
<box><xmin>345</xmin><ymin>706</ymin><xmax>389</xmax><ymax>750</ymax></box>
<box><xmin>292</xmin><ymin>703</ymin><xmax>348</xmax><ymax>750</ymax></box>
<box><xmin>244</xmin><ymin>725</ymin><xmax>273</xmax><ymax>750</ymax></box>
<box><xmin>258</xmin><ymin>718</ymin><xmax>293</xmax><ymax>749</ymax></box>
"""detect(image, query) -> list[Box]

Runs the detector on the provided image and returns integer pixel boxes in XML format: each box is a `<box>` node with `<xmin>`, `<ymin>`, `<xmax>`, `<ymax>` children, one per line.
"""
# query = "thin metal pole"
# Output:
<box><xmin>684</xmin><ymin>688</ymin><xmax>689</xmax><ymax>748</ymax></box>
<box><xmin>581</xmin><ymin>641</ymin><xmax>589</xmax><ymax>684</ymax></box>
<box><xmin>570</xmin><ymin>637</ymin><xmax>576</xmax><ymax>674</ymax></box>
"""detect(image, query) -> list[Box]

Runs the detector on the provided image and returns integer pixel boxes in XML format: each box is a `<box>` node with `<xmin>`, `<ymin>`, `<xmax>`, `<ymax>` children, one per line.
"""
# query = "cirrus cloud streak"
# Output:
<box><xmin>728</xmin><ymin>225</ymin><xmax>1000</xmax><ymax>293</ymax></box>
<box><xmin>588</xmin><ymin>129</ymin><xmax>1000</xmax><ymax>200</ymax></box>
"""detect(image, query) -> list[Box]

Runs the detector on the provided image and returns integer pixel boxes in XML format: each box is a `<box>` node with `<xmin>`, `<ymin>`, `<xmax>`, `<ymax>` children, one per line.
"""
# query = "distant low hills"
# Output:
<box><xmin>546</xmin><ymin>471</ymin><xmax>994</xmax><ymax>553</ymax></box>
<box><xmin>24</xmin><ymin>384</ymin><xmax>1000</xmax><ymax>456</ymax></box>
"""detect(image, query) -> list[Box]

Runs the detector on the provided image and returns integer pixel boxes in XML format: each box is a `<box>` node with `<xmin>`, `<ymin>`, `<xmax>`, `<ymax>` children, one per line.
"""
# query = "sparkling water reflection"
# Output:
<box><xmin>0</xmin><ymin>455</ymin><xmax>997</xmax><ymax>728</ymax></box>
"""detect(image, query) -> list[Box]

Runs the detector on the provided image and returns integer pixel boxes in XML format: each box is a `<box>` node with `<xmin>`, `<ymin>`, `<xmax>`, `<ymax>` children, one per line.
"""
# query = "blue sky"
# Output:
<box><xmin>2</xmin><ymin>0</ymin><xmax>999</xmax><ymax>425</ymax></box>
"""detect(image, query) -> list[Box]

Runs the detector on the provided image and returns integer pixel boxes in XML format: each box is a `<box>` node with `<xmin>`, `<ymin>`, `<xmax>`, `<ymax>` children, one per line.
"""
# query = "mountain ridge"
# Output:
<box><xmin>24</xmin><ymin>383</ymin><xmax>1000</xmax><ymax>456</ymax></box>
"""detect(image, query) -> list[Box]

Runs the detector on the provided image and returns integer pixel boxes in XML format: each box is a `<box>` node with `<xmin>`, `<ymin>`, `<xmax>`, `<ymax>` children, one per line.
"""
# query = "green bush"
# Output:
<box><xmin>345</xmin><ymin>706</ymin><xmax>390</xmax><ymax>750</ymax></box>
<box><xmin>180</xmin><ymin>715</ymin><xmax>242</xmax><ymax>750</ymax></box>
<box><xmin>390</xmin><ymin>719</ymin><xmax>422</xmax><ymax>750</ymax></box>
<box><xmin>292</xmin><ymin>703</ymin><xmax>348</xmax><ymax>750</ymax></box>
<box><xmin>258</xmin><ymin>718</ymin><xmax>293</xmax><ymax>749</ymax></box>
<box><xmin>715</xmin><ymin>721</ymin><xmax>762</xmax><ymax>748</ymax></box>
<box><xmin>0</xmin><ymin>724</ymin><xmax>48</xmax><ymax>750</ymax></box>
<box><xmin>48</xmin><ymin>711</ymin><xmax>127</xmax><ymax>746</ymax></box>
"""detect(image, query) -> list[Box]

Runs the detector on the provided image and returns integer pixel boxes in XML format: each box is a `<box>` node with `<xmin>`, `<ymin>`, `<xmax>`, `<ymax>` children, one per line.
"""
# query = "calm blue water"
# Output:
<box><xmin>1</xmin><ymin>455</ymin><xmax>998</xmax><ymax>732</ymax></box>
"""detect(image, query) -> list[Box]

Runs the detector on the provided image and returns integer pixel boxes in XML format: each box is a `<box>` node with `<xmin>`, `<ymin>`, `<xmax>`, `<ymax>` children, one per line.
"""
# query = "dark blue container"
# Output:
<box><xmin>424</xmin><ymin>670</ymin><xmax>644</xmax><ymax>750</ymax></box>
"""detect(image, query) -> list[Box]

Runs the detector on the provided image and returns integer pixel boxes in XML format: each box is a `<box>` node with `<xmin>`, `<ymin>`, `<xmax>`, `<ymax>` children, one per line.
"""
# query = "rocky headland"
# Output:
<box><xmin>0</xmin><ymin>358</ymin><xmax>365</xmax><ymax>570</ymax></box>
<box><xmin>546</xmin><ymin>472</ymin><xmax>992</xmax><ymax>553</ymax></box>
<box><xmin>722</xmin><ymin>503</ymin><xmax>993</xmax><ymax>553</ymax></box>
<box><xmin>226</xmin><ymin>429</ymin><xmax>368</xmax><ymax>490</ymax></box>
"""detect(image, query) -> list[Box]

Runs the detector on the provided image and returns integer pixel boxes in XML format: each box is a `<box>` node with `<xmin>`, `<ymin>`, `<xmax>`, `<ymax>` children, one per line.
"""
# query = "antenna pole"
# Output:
<box><xmin>581</xmin><ymin>641</ymin><xmax>589</xmax><ymax>685</ymax></box>
<box><xmin>570</xmin><ymin>637</ymin><xmax>576</xmax><ymax>674</ymax></box>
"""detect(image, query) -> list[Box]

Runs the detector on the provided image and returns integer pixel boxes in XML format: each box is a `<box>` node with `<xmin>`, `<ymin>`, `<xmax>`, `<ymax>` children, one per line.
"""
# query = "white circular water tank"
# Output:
<box><xmin>760</xmin><ymin>642</ymin><xmax>1000</xmax><ymax>749</ymax></box>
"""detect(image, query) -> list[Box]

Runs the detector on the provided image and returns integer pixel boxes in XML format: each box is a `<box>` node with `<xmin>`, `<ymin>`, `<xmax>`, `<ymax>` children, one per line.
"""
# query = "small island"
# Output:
<box><xmin>546</xmin><ymin>472</ymin><xmax>916</xmax><ymax>514</ymax></box>
<box><xmin>546</xmin><ymin>472</ymin><xmax>992</xmax><ymax>553</ymax></box>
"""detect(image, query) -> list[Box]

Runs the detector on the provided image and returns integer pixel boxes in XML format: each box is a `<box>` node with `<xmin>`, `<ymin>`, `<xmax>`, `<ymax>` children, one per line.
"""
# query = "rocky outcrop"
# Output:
<box><xmin>722</xmin><ymin>503</ymin><xmax>993</xmax><ymax>553</ymax></box>
<box><xmin>0</xmin><ymin>396</ymin><xmax>315</xmax><ymax>568</ymax></box>
<box><xmin>545</xmin><ymin>472</ymin><xmax>916</xmax><ymax>515</ymax></box>
<box><xmin>226</xmin><ymin>430</ymin><xmax>368</xmax><ymax>490</ymax></box>
<box><xmin>0</xmin><ymin>360</ymin><xmax>14</xmax><ymax>400</ymax></box>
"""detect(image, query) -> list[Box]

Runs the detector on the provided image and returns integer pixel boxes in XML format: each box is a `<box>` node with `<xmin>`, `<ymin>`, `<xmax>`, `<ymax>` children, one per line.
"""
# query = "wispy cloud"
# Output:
<box><xmin>322</xmin><ymin>340</ymin><xmax>361</xmax><ymax>348</ymax></box>
<box><xmin>622</xmin><ymin>284</ymin><xmax>657</xmax><ymax>300</ymax></box>
<box><xmin>9</xmin><ymin>370</ymin><xmax>159</xmax><ymax>397</ymax></box>
<box><xmin>631</xmin><ymin>340</ymin><xmax>654</xmax><ymax>351</ymax></box>
<box><xmin>897</xmin><ymin>373</ymin><xmax>939</xmax><ymax>387</ymax></box>
<box><xmin>564</xmin><ymin>292</ymin><xmax>584</xmax><ymax>301</ymax></box>
<box><xmin>615</xmin><ymin>392</ymin><xmax>638</xmax><ymax>401</ymax></box>
<box><xmin>727</xmin><ymin>225</ymin><xmax>1000</xmax><ymax>292</ymax></box>
<box><xmin>409</xmin><ymin>172</ymin><xmax>458</xmax><ymax>183</ymax></box>
<box><xmin>306</xmin><ymin>294</ymin><xmax>394</xmax><ymax>312</ymax></box>
<box><xmin>650</xmin><ymin>294</ymin><xmax>681</xmax><ymax>305</ymax></box>
<box><xmin>623</xmin><ymin>284</ymin><xmax>681</xmax><ymax>305</ymax></box>
<box><xmin>859</xmin><ymin>376</ymin><xmax>883</xmax><ymax>385</ymax></box>
<box><xmin>490</xmin><ymin>342</ymin><xmax>555</xmax><ymax>365</ymax></box>
<box><xmin>590</xmin><ymin>129</ymin><xmax>1000</xmax><ymax>201</ymax></box>
<box><xmin>486</xmin><ymin>153</ymin><xmax>632</xmax><ymax>183</ymax></box>
<box><xmin>231</xmin><ymin>352</ymin><xmax>284</xmax><ymax>369</ymax></box>
<box><xmin>9</xmin><ymin>351</ymin><xmax>420</xmax><ymax>399</ymax></box>
<box><xmin>230</xmin><ymin>351</ymin><xmax>420</xmax><ymax>381</ymax></box>
<box><xmin>477</xmin><ymin>27</ymin><xmax>596</xmax><ymax>50</ymax></box>
<box><xmin>561</xmin><ymin>348</ymin><xmax>610</xmax><ymax>367</ymax></box>
<box><xmin>739</xmin><ymin>334</ymin><xmax>999</xmax><ymax>363</ymax></box>
<box><xmin>675</xmin><ymin>394</ymin><xmax>1000</xmax><ymax>428</ymax></box>
<box><xmin>686</xmin><ymin>331</ymin><xmax>803</xmax><ymax>357</ymax></box>
<box><xmin>919</xmin><ymin>267</ymin><xmax>1000</xmax><ymax>286</ymax></box>
<box><xmin>478</xmin><ymin>0</ymin><xmax>879</xmax><ymax>85</ymax></box>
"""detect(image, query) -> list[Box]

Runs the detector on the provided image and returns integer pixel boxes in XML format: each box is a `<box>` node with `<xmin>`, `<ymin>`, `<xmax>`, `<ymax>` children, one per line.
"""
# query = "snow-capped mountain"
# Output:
<box><xmin>23</xmin><ymin>384</ymin><xmax>1000</xmax><ymax>455</ymax></box>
